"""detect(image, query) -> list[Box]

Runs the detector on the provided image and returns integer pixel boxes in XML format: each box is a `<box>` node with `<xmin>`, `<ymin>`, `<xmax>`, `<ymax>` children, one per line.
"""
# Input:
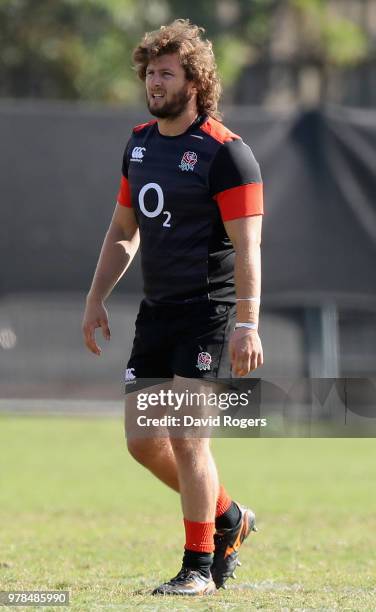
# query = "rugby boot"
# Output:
<box><xmin>211</xmin><ymin>504</ymin><xmax>257</xmax><ymax>589</ymax></box>
<box><xmin>152</xmin><ymin>567</ymin><xmax>216</xmax><ymax>596</ymax></box>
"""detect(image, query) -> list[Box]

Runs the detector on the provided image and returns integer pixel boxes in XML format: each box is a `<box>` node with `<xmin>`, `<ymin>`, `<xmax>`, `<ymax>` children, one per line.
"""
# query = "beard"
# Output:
<box><xmin>147</xmin><ymin>85</ymin><xmax>192</xmax><ymax>119</ymax></box>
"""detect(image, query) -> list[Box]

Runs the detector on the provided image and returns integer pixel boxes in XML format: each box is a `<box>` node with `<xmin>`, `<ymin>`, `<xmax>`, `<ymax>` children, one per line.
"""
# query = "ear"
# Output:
<box><xmin>190</xmin><ymin>83</ymin><xmax>198</xmax><ymax>95</ymax></box>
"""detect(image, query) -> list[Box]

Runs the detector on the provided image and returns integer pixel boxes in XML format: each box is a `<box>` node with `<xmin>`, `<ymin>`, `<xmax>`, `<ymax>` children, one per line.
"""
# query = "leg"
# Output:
<box><xmin>126</xmin><ymin>436</ymin><xmax>179</xmax><ymax>492</ymax></box>
<box><xmin>167</xmin><ymin>376</ymin><xmax>257</xmax><ymax>592</ymax></box>
<box><xmin>125</xmin><ymin>379</ymin><xmax>233</xmax><ymax>507</ymax></box>
<box><xmin>171</xmin><ymin>435</ymin><xmax>219</xmax><ymax>521</ymax></box>
<box><xmin>169</xmin><ymin>375</ymin><xmax>223</xmax><ymax>521</ymax></box>
<box><xmin>124</xmin><ymin>381</ymin><xmax>179</xmax><ymax>491</ymax></box>
<box><xmin>125</xmin><ymin>393</ymin><xmax>240</xmax><ymax>515</ymax></box>
<box><xmin>152</xmin><ymin>376</ymin><xmax>221</xmax><ymax>595</ymax></box>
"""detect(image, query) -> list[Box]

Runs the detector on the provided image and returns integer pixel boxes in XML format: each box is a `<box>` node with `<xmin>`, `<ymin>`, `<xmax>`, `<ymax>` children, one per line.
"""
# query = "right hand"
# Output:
<box><xmin>82</xmin><ymin>297</ymin><xmax>111</xmax><ymax>356</ymax></box>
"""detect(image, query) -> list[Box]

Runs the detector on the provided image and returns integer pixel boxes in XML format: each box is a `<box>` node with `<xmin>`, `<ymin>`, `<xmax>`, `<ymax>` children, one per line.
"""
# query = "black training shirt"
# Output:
<box><xmin>117</xmin><ymin>115</ymin><xmax>263</xmax><ymax>304</ymax></box>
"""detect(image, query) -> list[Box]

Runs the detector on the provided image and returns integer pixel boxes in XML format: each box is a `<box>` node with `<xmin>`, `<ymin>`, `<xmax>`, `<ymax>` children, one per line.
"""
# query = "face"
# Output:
<box><xmin>145</xmin><ymin>53</ymin><xmax>197</xmax><ymax>119</ymax></box>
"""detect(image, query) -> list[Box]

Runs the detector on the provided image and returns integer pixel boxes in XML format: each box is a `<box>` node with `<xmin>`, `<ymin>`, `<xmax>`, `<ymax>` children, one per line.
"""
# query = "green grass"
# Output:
<box><xmin>0</xmin><ymin>415</ymin><xmax>375</xmax><ymax>610</ymax></box>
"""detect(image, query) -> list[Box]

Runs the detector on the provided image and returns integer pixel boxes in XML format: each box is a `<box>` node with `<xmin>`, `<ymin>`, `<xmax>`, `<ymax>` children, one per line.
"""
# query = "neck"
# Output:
<box><xmin>157</xmin><ymin>107</ymin><xmax>199</xmax><ymax>137</ymax></box>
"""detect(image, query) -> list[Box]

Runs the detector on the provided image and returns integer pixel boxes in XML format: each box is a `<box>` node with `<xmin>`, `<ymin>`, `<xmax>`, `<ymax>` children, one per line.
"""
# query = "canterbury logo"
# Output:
<box><xmin>125</xmin><ymin>368</ymin><xmax>136</xmax><ymax>382</ymax></box>
<box><xmin>131</xmin><ymin>146</ymin><xmax>146</xmax><ymax>162</ymax></box>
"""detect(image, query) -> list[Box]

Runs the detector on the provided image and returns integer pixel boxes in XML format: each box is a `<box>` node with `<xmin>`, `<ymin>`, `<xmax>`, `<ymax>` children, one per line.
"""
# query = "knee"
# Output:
<box><xmin>170</xmin><ymin>437</ymin><xmax>205</xmax><ymax>459</ymax></box>
<box><xmin>126</xmin><ymin>437</ymin><xmax>151</xmax><ymax>465</ymax></box>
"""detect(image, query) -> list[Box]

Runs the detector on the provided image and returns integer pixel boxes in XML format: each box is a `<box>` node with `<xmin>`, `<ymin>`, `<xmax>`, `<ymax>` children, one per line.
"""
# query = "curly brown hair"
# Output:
<box><xmin>133</xmin><ymin>19</ymin><xmax>222</xmax><ymax>120</ymax></box>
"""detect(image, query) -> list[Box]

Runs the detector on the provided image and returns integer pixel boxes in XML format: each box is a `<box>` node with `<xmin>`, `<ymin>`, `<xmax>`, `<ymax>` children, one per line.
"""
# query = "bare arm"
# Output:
<box><xmin>83</xmin><ymin>203</ymin><xmax>139</xmax><ymax>355</ymax></box>
<box><xmin>87</xmin><ymin>203</ymin><xmax>139</xmax><ymax>302</ymax></box>
<box><xmin>224</xmin><ymin>215</ymin><xmax>263</xmax><ymax>375</ymax></box>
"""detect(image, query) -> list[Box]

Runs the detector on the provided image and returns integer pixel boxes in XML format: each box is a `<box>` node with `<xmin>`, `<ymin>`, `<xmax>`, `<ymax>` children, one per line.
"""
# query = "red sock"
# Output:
<box><xmin>216</xmin><ymin>484</ymin><xmax>232</xmax><ymax>518</ymax></box>
<box><xmin>183</xmin><ymin>518</ymin><xmax>215</xmax><ymax>553</ymax></box>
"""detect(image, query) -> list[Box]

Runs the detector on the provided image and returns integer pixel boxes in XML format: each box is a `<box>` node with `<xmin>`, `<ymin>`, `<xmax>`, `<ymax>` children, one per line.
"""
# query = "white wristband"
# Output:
<box><xmin>235</xmin><ymin>322</ymin><xmax>258</xmax><ymax>330</ymax></box>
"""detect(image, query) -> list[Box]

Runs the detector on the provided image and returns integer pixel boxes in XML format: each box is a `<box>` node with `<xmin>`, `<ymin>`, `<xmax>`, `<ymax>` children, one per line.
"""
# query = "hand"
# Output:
<box><xmin>82</xmin><ymin>297</ymin><xmax>111</xmax><ymax>356</ymax></box>
<box><xmin>229</xmin><ymin>327</ymin><xmax>263</xmax><ymax>376</ymax></box>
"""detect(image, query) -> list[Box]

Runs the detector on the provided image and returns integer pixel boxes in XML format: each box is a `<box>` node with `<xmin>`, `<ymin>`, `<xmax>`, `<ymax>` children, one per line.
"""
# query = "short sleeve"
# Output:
<box><xmin>117</xmin><ymin>141</ymin><xmax>132</xmax><ymax>208</ymax></box>
<box><xmin>209</xmin><ymin>139</ymin><xmax>264</xmax><ymax>221</ymax></box>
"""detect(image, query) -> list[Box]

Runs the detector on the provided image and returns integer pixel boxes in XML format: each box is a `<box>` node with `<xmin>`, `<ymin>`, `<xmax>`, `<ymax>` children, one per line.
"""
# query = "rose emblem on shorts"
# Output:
<box><xmin>196</xmin><ymin>351</ymin><xmax>212</xmax><ymax>371</ymax></box>
<box><xmin>179</xmin><ymin>151</ymin><xmax>198</xmax><ymax>171</ymax></box>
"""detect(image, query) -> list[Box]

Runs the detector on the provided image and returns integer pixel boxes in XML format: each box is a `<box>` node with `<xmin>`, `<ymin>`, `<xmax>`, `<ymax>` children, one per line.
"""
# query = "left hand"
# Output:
<box><xmin>229</xmin><ymin>327</ymin><xmax>263</xmax><ymax>376</ymax></box>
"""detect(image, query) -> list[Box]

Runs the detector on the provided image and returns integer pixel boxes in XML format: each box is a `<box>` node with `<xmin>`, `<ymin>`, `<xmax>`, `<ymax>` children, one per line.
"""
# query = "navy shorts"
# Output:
<box><xmin>125</xmin><ymin>299</ymin><xmax>236</xmax><ymax>383</ymax></box>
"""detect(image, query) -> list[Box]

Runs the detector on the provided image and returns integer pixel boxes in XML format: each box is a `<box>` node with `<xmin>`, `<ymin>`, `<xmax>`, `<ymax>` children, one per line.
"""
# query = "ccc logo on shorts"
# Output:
<box><xmin>138</xmin><ymin>182</ymin><xmax>171</xmax><ymax>228</ymax></box>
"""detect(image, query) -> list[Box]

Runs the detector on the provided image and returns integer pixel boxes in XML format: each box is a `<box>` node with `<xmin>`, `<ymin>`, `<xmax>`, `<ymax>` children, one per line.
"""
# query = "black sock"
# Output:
<box><xmin>182</xmin><ymin>549</ymin><xmax>213</xmax><ymax>578</ymax></box>
<box><xmin>215</xmin><ymin>501</ymin><xmax>241</xmax><ymax>531</ymax></box>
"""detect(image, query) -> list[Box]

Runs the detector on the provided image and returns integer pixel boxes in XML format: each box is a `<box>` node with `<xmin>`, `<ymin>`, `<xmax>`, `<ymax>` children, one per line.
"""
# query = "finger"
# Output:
<box><xmin>236</xmin><ymin>367</ymin><xmax>249</xmax><ymax>377</ymax></box>
<box><xmin>84</xmin><ymin>325</ymin><xmax>101</xmax><ymax>356</ymax></box>
<box><xmin>100</xmin><ymin>319</ymin><xmax>111</xmax><ymax>341</ymax></box>
<box><xmin>229</xmin><ymin>338</ymin><xmax>236</xmax><ymax>362</ymax></box>
<box><xmin>86</xmin><ymin>336</ymin><xmax>101</xmax><ymax>355</ymax></box>
<box><xmin>257</xmin><ymin>351</ymin><xmax>264</xmax><ymax>367</ymax></box>
<box><xmin>234</xmin><ymin>356</ymin><xmax>250</xmax><ymax>377</ymax></box>
<box><xmin>250</xmin><ymin>351</ymin><xmax>258</xmax><ymax>371</ymax></box>
<box><xmin>229</xmin><ymin>346</ymin><xmax>237</xmax><ymax>371</ymax></box>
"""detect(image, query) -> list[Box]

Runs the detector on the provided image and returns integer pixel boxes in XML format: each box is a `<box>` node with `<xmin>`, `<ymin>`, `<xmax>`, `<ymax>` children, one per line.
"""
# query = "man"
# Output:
<box><xmin>82</xmin><ymin>19</ymin><xmax>263</xmax><ymax>596</ymax></box>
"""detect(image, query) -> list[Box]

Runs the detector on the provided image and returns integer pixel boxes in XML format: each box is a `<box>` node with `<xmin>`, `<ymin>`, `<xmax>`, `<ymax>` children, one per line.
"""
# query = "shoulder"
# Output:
<box><xmin>132</xmin><ymin>119</ymin><xmax>157</xmax><ymax>135</ymax></box>
<box><xmin>200</xmin><ymin>116</ymin><xmax>260</xmax><ymax>176</ymax></box>
<box><xmin>206</xmin><ymin>121</ymin><xmax>262</xmax><ymax>195</ymax></box>
<box><xmin>122</xmin><ymin>119</ymin><xmax>157</xmax><ymax>165</ymax></box>
<box><xmin>199</xmin><ymin>116</ymin><xmax>240</xmax><ymax>144</ymax></box>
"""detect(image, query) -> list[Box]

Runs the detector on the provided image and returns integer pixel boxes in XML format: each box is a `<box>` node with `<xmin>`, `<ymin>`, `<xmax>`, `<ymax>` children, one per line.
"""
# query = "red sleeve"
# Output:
<box><xmin>214</xmin><ymin>183</ymin><xmax>264</xmax><ymax>222</ymax></box>
<box><xmin>117</xmin><ymin>176</ymin><xmax>132</xmax><ymax>208</ymax></box>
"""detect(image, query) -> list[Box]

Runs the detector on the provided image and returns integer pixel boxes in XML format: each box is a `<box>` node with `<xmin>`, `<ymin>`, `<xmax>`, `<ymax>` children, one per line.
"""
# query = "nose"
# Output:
<box><xmin>150</xmin><ymin>72</ymin><xmax>162</xmax><ymax>88</ymax></box>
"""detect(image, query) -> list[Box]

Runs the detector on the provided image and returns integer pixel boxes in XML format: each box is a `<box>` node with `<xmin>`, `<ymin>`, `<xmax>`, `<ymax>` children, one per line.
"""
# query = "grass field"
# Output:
<box><xmin>0</xmin><ymin>415</ymin><xmax>375</xmax><ymax>611</ymax></box>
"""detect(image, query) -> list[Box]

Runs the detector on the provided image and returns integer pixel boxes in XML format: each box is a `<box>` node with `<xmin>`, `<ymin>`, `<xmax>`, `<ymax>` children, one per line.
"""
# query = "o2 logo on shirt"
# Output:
<box><xmin>138</xmin><ymin>182</ymin><xmax>171</xmax><ymax>228</ymax></box>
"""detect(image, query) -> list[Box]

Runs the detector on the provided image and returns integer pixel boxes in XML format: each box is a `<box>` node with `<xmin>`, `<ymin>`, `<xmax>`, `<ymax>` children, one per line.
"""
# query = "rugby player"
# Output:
<box><xmin>82</xmin><ymin>19</ymin><xmax>263</xmax><ymax>596</ymax></box>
